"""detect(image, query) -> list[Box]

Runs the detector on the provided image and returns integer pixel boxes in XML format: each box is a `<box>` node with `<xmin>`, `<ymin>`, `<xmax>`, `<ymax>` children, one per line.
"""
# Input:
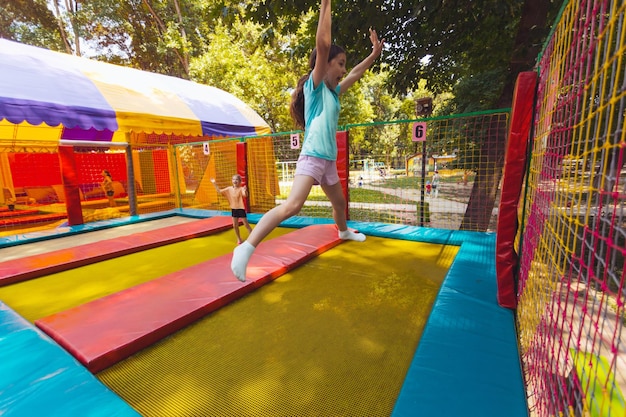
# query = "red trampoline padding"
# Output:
<box><xmin>0</xmin><ymin>209</ymin><xmax>40</xmax><ymax>218</ymax></box>
<box><xmin>0</xmin><ymin>212</ymin><xmax>67</xmax><ymax>227</ymax></box>
<box><xmin>496</xmin><ymin>71</ymin><xmax>537</xmax><ymax>309</ymax></box>
<box><xmin>0</xmin><ymin>216</ymin><xmax>233</xmax><ymax>287</ymax></box>
<box><xmin>35</xmin><ymin>224</ymin><xmax>343</xmax><ymax>373</ymax></box>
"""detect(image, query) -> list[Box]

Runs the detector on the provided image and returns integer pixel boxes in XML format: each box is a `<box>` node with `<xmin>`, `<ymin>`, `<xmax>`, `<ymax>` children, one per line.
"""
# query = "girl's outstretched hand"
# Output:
<box><xmin>369</xmin><ymin>27</ymin><xmax>385</xmax><ymax>58</ymax></box>
<box><xmin>337</xmin><ymin>26</ymin><xmax>385</xmax><ymax>94</ymax></box>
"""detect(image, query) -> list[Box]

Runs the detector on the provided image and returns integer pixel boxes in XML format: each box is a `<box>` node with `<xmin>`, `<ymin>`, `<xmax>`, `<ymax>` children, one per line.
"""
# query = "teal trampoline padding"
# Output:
<box><xmin>1</xmin><ymin>213</ymin><xmax>527</xmax><ymax>416</ymax></box>
<box><xmin>0</xmin><ymin>302</ymin><xmax>140</xmax><ymax>417</ymax></box>
<box><xmin>350</xmin><ymin>222</ymin><xmax>528</xmax><ymax>417</ymax></box>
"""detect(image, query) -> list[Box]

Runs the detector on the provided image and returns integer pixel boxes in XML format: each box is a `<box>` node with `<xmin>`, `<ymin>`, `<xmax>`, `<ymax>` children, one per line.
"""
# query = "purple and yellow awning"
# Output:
<box><xmin>0</xmin><ymin>39</ymin><xmax>271</xmax><ymax>144</ymax></box>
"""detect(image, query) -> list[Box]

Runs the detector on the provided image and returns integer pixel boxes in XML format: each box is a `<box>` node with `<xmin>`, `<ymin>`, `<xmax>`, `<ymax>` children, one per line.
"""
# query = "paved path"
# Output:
<box><xmin>358</xmin><ymin>184</ymin><xmax>470</xmax><ymax>213</ymax></box>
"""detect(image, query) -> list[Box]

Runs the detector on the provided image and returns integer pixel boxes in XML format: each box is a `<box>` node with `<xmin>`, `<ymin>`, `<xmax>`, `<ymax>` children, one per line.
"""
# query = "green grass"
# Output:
<box><xmin>380</xmin><ymin>176</ymin><xmax>424</xmax><ymax>188</ymax></box>
<box><xmin>384</xmin><ymin>173</ymin><xmax>467</xmax><ymax>187</ymax></box>
<box><xmin>281</xmin><ymin>186</ymin><xmax>409</xmax><ymax>205</ymax></box>
<box><xmin>333</xmin><ymin>188</ymin><xmax>408</xmax><ymax>204</ymax></box>
<box><xmin>296</xmin><ymin>205</ymin><xmax>426</xmax><ymax>227</ymax></box>
<box><xmin>297</xmin><ymin>205</ymin><xmax>399</xmax><ymax>222</ymax></box>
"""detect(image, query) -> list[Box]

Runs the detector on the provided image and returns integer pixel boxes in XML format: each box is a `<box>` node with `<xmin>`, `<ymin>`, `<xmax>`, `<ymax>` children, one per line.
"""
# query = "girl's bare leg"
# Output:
<box><xmin>231</xmin><ymin>175</ymin><xmax>315</xmax><ymax>281</ymax></box>
<box><xmin>321</xmin><ymin>181</ymin><xmax>366</xmax><ymax>241</ymax></box>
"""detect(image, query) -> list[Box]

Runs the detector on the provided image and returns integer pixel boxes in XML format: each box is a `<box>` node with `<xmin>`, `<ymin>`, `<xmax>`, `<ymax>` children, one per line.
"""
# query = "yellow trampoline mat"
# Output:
<box><xmin>97</xmin><ymin>236</ymin><xmax>459</xmax><ymax>417</ymax></box>
<box><xmin>0</xmin><ymin>226</ymin><xmax>293</xmax><ymax>322</ymax></box>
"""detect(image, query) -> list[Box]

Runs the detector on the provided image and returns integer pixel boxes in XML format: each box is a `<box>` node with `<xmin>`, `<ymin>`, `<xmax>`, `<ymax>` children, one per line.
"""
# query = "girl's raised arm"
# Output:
<box><xmin>339</xmin><ymin>28</ymin><xmax>385</xmax><ymax>94</ymax></box>
<box><xmin>311</xmin><ymin>0</ymin><xmax>332</xmax><ymax>88</ymax></box>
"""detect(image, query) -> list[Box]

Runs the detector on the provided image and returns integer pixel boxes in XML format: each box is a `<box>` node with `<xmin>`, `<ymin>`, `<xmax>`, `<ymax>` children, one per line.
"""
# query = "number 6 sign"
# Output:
<box><xmin>412</xmin><ymin>122</ymin><xmax>427</xmax><ymax>142</ymax></box>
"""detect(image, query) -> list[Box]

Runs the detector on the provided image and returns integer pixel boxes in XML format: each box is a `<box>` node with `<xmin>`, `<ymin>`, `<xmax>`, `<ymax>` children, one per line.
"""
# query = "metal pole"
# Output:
<box><xmin>420</xmin><ymin>141</ymin><xmax>427</xmax><ymax>227</ymax></box>
<box><xmin>125</xmin><ymin>144</ymin><xmax>137</xmax><ymax>216</ymax></box>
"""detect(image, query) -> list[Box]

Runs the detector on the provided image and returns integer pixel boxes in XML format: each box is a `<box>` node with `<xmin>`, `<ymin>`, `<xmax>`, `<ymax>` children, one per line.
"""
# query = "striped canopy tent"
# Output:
<box><xmin>0</xmin><ymin>39</ymin><xmax>271</xmax><ymax>144</ymax></box>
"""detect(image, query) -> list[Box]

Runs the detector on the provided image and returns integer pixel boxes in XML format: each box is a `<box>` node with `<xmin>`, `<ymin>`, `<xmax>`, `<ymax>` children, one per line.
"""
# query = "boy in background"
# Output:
<box><xmin>211</xmin><ymin>174</ymin><xmax>252</xmax><ymax>244</ymax></box>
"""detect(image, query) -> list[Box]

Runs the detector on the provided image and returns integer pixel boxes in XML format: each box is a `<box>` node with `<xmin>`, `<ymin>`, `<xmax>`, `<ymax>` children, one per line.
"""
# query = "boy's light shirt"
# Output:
<box><xmin>301</xmin><ymin>76</ymin><xmax>341</xmax><ymax>161</ymax></box>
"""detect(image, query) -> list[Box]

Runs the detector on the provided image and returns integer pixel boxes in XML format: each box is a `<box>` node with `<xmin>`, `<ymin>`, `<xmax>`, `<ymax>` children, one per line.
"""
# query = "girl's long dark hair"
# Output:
<box><xmin>289</xmin><ymin>45</ymin><xmax>345</xmax><ymax>129</ymax></box>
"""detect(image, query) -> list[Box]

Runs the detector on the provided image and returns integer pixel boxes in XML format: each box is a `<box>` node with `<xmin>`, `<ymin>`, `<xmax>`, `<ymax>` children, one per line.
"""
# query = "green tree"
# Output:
<box><xmin>0</xmin><ymin>0</ymin><xmax>64</xmax><ymax>50</ymax></box>
<box><xmin>189</xmin><ymin>16</ymin><xmax>297</xmax><ymax>132</ymax></box>
<box><xmin>245</xmin><ymin>0</ymin><xmax>561</xmax><ymax>230</ymax></box>
<box><xmin>74</xmin><ymin>0</ymin><xmax>210</xmax><ymax>77</ymax></box>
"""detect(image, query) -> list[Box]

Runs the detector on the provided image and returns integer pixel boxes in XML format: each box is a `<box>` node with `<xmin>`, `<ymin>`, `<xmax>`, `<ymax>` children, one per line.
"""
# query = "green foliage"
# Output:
<box><xmin>1</xmin><ymin>0</ymin><xmax>64</xmax><ymax>49</ymax></box>
<box><xmin>244</xmin><ymin>0</ymin><xmax>560</xmax><ymax>109</ymax></box>
<box><xmin>189</xmin><ymin>16</ymin><xmax>297</xmax><ymax>132</ymax></box>
<box><xmin>439</xmin><ymin>69</ymin><xmax>508</xmax><ymax>114</ymax></box>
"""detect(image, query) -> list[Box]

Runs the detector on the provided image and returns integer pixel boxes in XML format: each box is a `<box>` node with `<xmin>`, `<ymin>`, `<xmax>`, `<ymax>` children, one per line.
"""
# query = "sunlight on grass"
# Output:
<box><xmin>279</xmin><ymin>185</ymin><xmax>407</xmax><ymax>204</ymax></box>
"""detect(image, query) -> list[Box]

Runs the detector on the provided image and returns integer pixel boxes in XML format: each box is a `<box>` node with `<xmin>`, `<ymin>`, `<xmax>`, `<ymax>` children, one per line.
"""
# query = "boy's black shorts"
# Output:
<box><xmin>232</xmin><ymin>209</ymin><xmax>247</xmax><ymax>218</ymax></box>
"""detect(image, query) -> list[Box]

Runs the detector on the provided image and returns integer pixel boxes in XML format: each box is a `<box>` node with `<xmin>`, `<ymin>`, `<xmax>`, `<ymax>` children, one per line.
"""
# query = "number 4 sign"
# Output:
<box><xmin>412</xmin><ymin>122</ymin><xmax>427</xmax><ymax>142</ymax></box>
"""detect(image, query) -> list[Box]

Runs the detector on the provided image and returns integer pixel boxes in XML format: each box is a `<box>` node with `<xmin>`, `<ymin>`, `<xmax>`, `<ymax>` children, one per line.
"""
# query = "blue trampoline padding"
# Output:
<box><xmin>350</xmin><ymin>222</ymin><xmax>528</xmax><ymax>417</ymax></box>
<box><xmin>0</xmin><ymin>301</ymin><xmax>140</xmax><ymax>417</ymax></box>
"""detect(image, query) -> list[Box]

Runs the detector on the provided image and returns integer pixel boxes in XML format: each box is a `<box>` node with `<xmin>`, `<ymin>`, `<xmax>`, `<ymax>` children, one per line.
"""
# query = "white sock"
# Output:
<box><xmin>339</xmin><ymin>229</ymin><xmax>366</xmax><ymax>242</ymax></box>
<box><xmin>231</xmin><ymin>241</ymin><xmax>255</xmax><ymax>282</ymax></box>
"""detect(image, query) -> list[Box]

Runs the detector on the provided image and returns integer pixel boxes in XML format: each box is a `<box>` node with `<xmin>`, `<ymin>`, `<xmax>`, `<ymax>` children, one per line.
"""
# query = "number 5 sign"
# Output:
<box><xmin>290</xmin><ymin>133</ymin><xmax>300</xmax><ymax>149</ymax></box>
<box><xmin>412</xmin><ymin>122</ymin><xmax>427</xmax><ymax>142</ymax></box>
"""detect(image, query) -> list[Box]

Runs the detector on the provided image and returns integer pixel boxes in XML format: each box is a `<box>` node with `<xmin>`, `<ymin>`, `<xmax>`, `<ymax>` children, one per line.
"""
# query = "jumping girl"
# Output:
<box><xmin>231</xmin><ymin>0</ymin><xmax>384</xmax><ymax>281</ymax></box>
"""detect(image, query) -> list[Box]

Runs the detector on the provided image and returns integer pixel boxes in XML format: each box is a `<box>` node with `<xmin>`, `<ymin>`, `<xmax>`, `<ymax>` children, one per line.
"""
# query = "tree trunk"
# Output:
<box><xmin>52</xmin><ymin>0</ymin><xmax>72</xmax><ymax>54</ymax></box>
<box><xmin>461</xmin><ymin>117</ymin><xmax>508</xmax><ymax>230</ymax></box>
<box><xmin>460</xmin><ymin>0</ymin><xmax>552</xmax><ymax>231</ymax></box>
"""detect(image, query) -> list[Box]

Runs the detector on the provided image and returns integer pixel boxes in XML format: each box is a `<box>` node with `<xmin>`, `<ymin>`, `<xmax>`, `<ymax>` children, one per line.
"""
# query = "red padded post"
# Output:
<box><xmin>336</xmin><ymin>131</ymin><xmax>349</xmax><ymax>220</ymax></box>
<box><xmin>58</xmin><ymin>145</ymin><xmax>84</xmax><ymax>226</ymax></box>
<box><xmin>236</xmin><ymin>141</ymin><xmax>249</xmax><ymax>211</ymax></box>
<box><xmin>496</xmin><ymin>71</ymin><xmax>538</xmax><ymax>309</ymax></box>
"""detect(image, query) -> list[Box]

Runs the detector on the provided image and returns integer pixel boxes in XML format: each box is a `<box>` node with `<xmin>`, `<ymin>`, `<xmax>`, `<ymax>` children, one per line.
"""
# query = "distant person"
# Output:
<box><xmin>426</xmin><ymin>180</ymin><xmax>432</xmax><ymax>196</ymax></box>
<box><xmin>462</xmin><ymin>170</ymin><xmax>469</xmax><ymax>186</ymax></box>
<box><xmin>101</xmin><ymin>170</ymin><xmax>116</xmax><ymax>207</ymax></box>
<box><xmin>211</xmin><ymin>175</ymin><xmax>252</xmax><ymax>244</ymax></box>
<box><xmin>431</xmin><ymin>171</ymin><xmax>441</xmax><ymax>198</ymax></box>
<box><xmin>230</xmin><ymin>0</ymin><xmax>383</xmax><ymax>282</ymax></box>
